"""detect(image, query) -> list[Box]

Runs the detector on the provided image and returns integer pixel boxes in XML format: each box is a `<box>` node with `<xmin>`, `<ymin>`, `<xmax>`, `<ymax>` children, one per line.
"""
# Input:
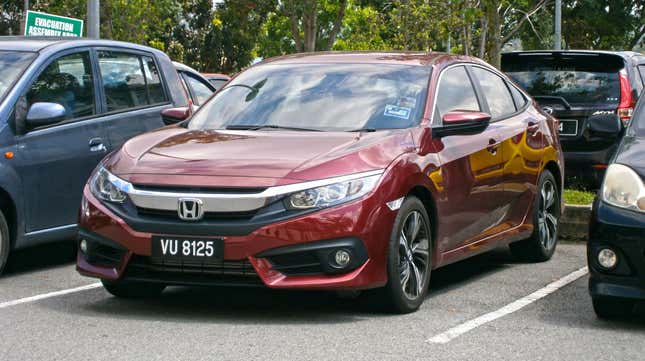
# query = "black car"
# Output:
<box><xmin>0</xmin><ymin>37</ymin><xmax>192</xmax><ymax>274</ymax></box>
<box><xmin>502</xmin><ymin>51</ymin><xmax>645</xmax><ymax>187</ymax></box>
<box><xmin>587</xmin><ymin>93</ymin><xmax>645</xmax><ymax>319</ymax></box>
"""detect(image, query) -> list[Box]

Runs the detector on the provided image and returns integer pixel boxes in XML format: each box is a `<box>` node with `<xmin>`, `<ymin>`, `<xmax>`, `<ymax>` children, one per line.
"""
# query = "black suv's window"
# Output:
<box><xmin>472</xmin><ymin>67</ymin><xmax>515</xmax><ymax>118</ymax></box>
<box><xmin>98</xmin><ymin>51</ymin><xmax>167</xmax><ymax>112</ymax></box>
<box><xmin>502</xmin><ymin>53</ymin><xmax>623</xmax><ymax>106</ymax></box>
<box><xmin>435</xmin><ymin>66</ymin><xmax>480</xmax><ymax>120</ymax></box>
<box><xmin>26</xmin><ymin>51</ymin><xmax>96</xmax><ymax>122</ymax></box>
<box><xmin>509</xmin><ymin>83</ymin><xmax>527</xmax><ymax>110</ymax></box>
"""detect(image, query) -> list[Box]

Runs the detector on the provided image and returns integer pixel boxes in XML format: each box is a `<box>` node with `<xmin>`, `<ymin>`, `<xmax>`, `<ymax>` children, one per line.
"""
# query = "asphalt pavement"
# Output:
<box><xmin>1</xmin><ymin>241</ymin><xmax>643</xmax><ymax>361</ymax></box>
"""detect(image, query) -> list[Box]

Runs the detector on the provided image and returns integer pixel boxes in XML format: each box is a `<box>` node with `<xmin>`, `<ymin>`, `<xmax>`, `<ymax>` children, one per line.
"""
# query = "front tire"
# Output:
<box><xmin>0</xmin><ymin>210</ymin><xmax>10</xmax><ymax>275</ymax></box>
<box><xmin>101</xmin><ymin>279</ymin><xmax>166</xmax><ymax>298</ymax></box>
<box><xmin>377</xmin><ymin>196</ymin><xmax>432</xmax><ymax>314</ymax></box>
<box><xmin>510</xmin><ymin>170</ymin><xmax>559</xmax><ymax>262</ymax></box>
<box><xmin>592</xmin><ymin>297</ymin><xmax>634</xmax><ymax>319</ymax></box>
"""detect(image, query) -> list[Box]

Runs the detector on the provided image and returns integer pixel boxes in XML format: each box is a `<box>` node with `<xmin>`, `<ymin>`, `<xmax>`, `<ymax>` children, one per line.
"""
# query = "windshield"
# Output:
<box><xmin>0</xmin><ymin>51</ymin><xmax>37</xmax><ymax>102</ymax></box>
<box><xmin>503</xmin><ymin>54</ymin><xmax>623</xmax><ymax>106</ymax></box>
<box><xmin>188</xmin><ymin>63</ymin><xmax>431</xmax><ymax>132</ymax></box>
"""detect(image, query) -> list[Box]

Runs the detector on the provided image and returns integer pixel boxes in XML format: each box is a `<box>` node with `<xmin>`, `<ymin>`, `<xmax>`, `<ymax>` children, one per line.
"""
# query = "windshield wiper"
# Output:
<box><xmin>225</xmin><ymin>124</ymin><xmax>322</xmax><ymax>132</ymax></box>
<box><xmin>347</xmin><ymin>127</ymin><xmax>377</xmax><ymax>132</ymax></box>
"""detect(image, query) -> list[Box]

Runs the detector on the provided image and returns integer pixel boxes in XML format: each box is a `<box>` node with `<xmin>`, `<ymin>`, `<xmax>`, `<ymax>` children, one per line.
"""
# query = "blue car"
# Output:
<box><xmin>0</xmin><ymin>36</ymin><xmax>191</xmax><ymax>273</ymax></box>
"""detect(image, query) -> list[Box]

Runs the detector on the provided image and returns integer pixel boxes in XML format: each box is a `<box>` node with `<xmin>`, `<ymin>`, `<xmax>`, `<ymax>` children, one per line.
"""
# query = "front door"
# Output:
<box><xmin>15</xmin><ymin>49</ymin><xmax>109</xmax><ymax>232</ymax></box>
<box><xmin>431</xmin><ymin>65</ymin><xmax>506</xmax><ymax>254</ymax></box>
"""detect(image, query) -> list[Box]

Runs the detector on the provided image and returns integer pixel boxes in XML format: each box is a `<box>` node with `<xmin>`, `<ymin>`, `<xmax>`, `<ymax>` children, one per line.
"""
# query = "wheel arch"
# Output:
<box><xmin>543</xmin><ymin>161</ymin><xmax>563</xmax><ymax>197</ymax></box>
<box><xmin>406</xmin><ymin>185</ymin><xmax>438</xmax><ymax>252</ymax></box>
<box><xmin>0</xmin><ymin>187</ymin><xmax>17</xmax><ymax>248</ymax></box>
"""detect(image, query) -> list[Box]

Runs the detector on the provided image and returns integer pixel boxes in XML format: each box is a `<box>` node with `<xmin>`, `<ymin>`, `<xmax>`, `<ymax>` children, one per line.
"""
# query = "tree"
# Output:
<box><xmin>0</xmin><ymin>0</ymin><xmax>24</xmax><ymax>35</ymax></box>
<box><xmin>282</xmin><ymin>0</ymin><xmax>349</xmax><ymax>52</ymax></box>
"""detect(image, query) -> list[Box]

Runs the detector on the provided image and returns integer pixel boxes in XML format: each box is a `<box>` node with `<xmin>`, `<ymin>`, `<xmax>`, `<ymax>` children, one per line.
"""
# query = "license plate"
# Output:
<box><xmin>151</xmin><ymin>236</ymin><xmax>224</xmax><ymax>261</ymax></box>
<box><xmin>558</xmin><ymin>119</ymin><xmax>578</xmax><ymax>136</ymax></box>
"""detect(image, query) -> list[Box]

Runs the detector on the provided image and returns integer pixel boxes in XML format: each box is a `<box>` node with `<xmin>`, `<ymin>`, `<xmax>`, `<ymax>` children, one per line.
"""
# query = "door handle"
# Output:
<box><xmin>89</xmin><ymin>137</ymin><xmax>107</xmax><ymax>153</ymax></box>
<box><xmin>487</xmin><ymin>138</ymin><xmax>499</xmax><ymax>156</ymax></box>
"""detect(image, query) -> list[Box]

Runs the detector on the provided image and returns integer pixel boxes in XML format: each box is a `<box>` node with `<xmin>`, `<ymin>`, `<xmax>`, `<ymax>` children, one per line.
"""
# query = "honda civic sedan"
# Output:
<box><xmin>76</xmin><ymin>52</ymin><xmax>564</xmax><ymax>313</ymax></box>
<box><xmin>588</xmin><ymin>95</ymin><xmax>645</xmax><ymax>319</ymax></box>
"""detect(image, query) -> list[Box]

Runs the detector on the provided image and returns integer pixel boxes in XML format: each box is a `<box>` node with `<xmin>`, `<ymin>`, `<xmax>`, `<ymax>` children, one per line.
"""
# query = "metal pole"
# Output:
<box><xmin>21</xmin><ymin>0</ymin><xmax>29</xmax><ymax>35</ymax></box>
<box><xmin>87</xmin><ymin>0</ymin><xmax>100</xmax><ymax>38</ymax></box>
<box><xmin>554</xmin><ymin>0</ymin><xmax>562</xmax><ymax>50</ymax></box>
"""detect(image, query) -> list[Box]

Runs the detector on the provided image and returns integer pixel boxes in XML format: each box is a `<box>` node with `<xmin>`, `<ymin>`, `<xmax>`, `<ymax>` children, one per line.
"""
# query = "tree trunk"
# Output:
<box><xmin>326</xmin><ymin>0</ymin><xmax>348</xmax><ymax>50</ymax></box>
<box><xmin>285</xmin><ymin>0</ymin><xmax>303</xmax><ymax>52</ymax></box>
<box><xmin>478</xmin><ymin>16</ymin><xmax>487</xmax><ymax>59</ymax></box>
<box><xmin>302</xmin><ymin>0</ymin><xmax>317</xmax><ymax>52</ymax></box>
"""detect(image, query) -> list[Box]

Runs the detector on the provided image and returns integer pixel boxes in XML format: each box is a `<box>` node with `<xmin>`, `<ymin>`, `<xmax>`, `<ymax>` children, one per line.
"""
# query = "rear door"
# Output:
<box><xmin>15</xmin><ymin>48</ymin><xmax>108</xmax><ymax>232</ymax></box>
<box><xmin>95</xmin><ymin>49</ymin><xmax>172</xmax><ymax>149</ymax></box>
<box><xmin>502</xmin><ymin>53</ymin><xmax>624</xmax><ymax>156</ymax></box>
<box><xmin>432</xmin><ymin>65</ymin><xmax>506</xmax><ymax>253</ymax></box>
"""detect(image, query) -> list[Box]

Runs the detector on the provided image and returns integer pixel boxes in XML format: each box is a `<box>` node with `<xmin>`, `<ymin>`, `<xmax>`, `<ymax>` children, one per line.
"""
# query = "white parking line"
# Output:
<box><xmin>427</xmin><ymin>266</ymin><xmax>589</xmax><ymax>344</ymax></box>
<box><xmin>0</xmin><ymin>282</ymin><xmax>102</xmax><ymax>309</ymax></box>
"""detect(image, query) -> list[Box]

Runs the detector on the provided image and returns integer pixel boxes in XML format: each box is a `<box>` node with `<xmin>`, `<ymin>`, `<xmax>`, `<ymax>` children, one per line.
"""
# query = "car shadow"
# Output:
<box><xmin>60</xmin><ymin>246</ymin><xmax>524</xmax><ymax>324</ymax></box>
<box><xmin>3</xmin><ymin>241</ymin><xmax>76</xmax><ymax>277</ymax></box>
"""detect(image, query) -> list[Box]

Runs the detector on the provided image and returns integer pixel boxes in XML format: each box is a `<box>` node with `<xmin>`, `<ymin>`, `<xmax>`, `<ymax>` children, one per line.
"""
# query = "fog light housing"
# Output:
<box><xmin>597</xmin><ymin>248</ymin><xmax>618</xmax><ymax>269</ymax></box>
<box><xmin>333</xmin><ymin>249</ymin><xmax>352</xmax><ymax>268</ymax></box>
<box><xmin>79</xmin><ymin>239</ymin><xmax>88</xmax><ymax>254</ymax></box>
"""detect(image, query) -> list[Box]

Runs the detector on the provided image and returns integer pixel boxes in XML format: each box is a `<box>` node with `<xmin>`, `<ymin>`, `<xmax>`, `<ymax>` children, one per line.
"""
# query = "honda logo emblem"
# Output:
<box><xmin>177</xmin><ymin>198</ymin><xmax>204</xmax><ymax>221</ymax></box>
<box><xmin>542</xmin><ymin>106</ymin><xmax>554</xmax><ymax>115</ymax></box>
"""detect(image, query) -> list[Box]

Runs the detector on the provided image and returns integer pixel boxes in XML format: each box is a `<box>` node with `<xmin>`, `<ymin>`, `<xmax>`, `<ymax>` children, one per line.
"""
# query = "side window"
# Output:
<box><xmin>98</xmin><ymin>51</ymin><xmax>167</xmax><ymax>112</ymax></box>
<box><xmin>508</xmin><ymin>83</ymin><xmax>527</xmax><ymax>110</ymax></box>
<box><xmin>637</xmin><ymin>65</ymin><xmax>645</xmax><ymax>94</ymax></box>
<box><xmin>181</xmin><ymin>72</ymin><xmax>214</xmax><ymax>106</ymax></box>
<box><xmin>26</xmin><ymin>51</ymin><xmax>95</xmax><ymax>123</ymax></box>
<box><xmin>472</xmin><ymin>67</ymin><xmax>515</xmax><ymax>118</ymax></box>
<box><xmin>435</xmin><ymin>66</ymin><xmax>480</xmax><ymax>121</ymax></box>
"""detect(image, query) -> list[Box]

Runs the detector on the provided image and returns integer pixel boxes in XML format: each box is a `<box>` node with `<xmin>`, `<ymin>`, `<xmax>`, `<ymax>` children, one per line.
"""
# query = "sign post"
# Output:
<box><xmin>24</xmin><ymin>11</ymin><xmax>83</xmax><ymax>37</ymax></box>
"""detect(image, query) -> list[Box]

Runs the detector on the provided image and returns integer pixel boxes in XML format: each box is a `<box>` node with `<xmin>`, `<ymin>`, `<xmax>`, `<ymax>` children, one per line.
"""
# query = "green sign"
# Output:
<box><xmin>24</xmin><ymin>10</ymin><xmax>83</xmax><ymax>37</ymax></box>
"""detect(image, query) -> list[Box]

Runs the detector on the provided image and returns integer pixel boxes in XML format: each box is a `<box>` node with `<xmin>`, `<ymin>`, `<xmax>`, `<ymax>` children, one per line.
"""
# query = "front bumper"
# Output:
<box><xmin>587</xmin><ymin>199</ymin><xmax>645</xmax><ymax>301</ymax></box>
<box><xmin>76</xmin><ymin>186</ymin><xmax>395</xmax><ymax>290</ymax></box>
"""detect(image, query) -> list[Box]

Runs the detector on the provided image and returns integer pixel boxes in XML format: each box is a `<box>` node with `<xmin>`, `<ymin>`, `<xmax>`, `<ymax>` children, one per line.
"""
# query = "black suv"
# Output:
<box><xmin>502</xmin><ymin>51</ymin><xmax>645</xmax><ymax>187</ymax></box>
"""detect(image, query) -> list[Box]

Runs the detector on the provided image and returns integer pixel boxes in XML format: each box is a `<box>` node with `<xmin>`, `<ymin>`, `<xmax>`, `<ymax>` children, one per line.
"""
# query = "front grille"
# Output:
<box><xmin>124</xmin><ymin>255</ymin><xmax>263</xmax><ymax>286</ymax></box>
<box><xmin>136</xmin><ymin>207</ymin><xmax>258</xmax><ymax>222</ymax></box>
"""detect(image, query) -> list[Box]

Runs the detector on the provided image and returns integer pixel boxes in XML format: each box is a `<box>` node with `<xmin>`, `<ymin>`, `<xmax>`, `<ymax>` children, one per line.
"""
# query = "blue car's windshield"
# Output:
<box><xmin>188</xmin><ymin>63</ymin><xmax>431</xmax><ymax>132</ymax></box>
<box><xmin>0</xmin><ymin>51</ymin><xmax>37</xmax><ymax>102</ymax></box>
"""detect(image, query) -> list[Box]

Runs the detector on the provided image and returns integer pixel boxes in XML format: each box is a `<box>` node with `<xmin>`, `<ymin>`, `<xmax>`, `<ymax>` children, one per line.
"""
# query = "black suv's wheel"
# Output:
<box><xmin>592</xmin><ymin>297</ymin><xmax>634</xmax><ymax>319</ymax></box>
<box><xmin>377</xmin><ymin>196</ymin><xmax>432</xmax><ymax>314</ymax></box>
<box><xmin>0</xmin><ymin>209</ymin><xmax>10</xmax><ymax>275</ymax></box>
<box><xmin>510</xmin><ymin>170</ymin><xmax>560</xmax><ymax>262</ymax></box>
<box><xmin>101</xmin><ymin>279</ymin><xmax>166</xmax><ymax>298</ymax></box>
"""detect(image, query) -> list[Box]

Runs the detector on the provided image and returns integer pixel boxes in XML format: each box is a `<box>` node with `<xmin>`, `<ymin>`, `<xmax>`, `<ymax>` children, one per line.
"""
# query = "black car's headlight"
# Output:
<box><xmin>285</xmin><ymin>174</ymin><xmax>381</xmax><ymax>210</ymax></box>
<box><xmin>601</xmin><ymin>163</ymin><xmax>645</xmax><ymax>212</ymax></box>
<box><xmin>90</xmin><ymin>167</ymin><xmax>128</xmax><ymax>203</ymax></box>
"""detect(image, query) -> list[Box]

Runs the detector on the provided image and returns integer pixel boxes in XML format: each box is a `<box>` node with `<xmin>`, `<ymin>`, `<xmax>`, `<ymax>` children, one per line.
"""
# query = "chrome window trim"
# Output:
<box><xmin>112</xmin><ymin>169</ymin><xmax>384</xmax><ymax>213</ymax></box>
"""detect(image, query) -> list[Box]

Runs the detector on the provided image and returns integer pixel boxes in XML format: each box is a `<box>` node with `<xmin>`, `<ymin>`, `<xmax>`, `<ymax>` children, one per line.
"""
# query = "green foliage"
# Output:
<box><xmin>563</xmin><ymin>189</ymin><xmax>596</xmax><ymax>205</ymax></box>
<box><xmin>333</xmin><ymin>4</ymin><xmax>388</xmax><ymax>50</ymax></box>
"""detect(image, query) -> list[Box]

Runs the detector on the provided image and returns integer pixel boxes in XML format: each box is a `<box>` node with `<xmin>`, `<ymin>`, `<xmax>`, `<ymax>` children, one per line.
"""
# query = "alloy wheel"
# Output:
<box><xmin>538</xmin><ymin>179</ymin><xmax>558</xmax><ymax>251</ymax></box>
<box><xmin>398</xmin><ymin>210</ymin><xmax>430</xmax><ymax>300</ymax></box>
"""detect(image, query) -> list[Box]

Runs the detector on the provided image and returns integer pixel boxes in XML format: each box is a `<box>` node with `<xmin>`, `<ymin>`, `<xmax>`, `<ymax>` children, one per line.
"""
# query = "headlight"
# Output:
<box><xmin>601</xmin><ymin>163</ymin><xmax>645</xmax><ymax>212</ymax></box>
<box><xmin>285</xmin><ymin>174</ymin><xmax>380</xmax><ymax>210</ymax></box>
<box><xmin>90</xmin><ymin>167</ymin><xmax>128</xmax><ymax>203</ymax></box>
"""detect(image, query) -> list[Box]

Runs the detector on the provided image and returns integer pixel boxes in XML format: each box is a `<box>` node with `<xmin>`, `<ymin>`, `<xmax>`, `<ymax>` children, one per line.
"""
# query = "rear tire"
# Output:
<box><xmin>375</xmin><ymin>196</ymin><xmax>432</xmax><ymax>314</ymax></box>
<box><xmin>0</xmin><ymin>210</ymin><xmax>10</xmax><ymax>276</ymax></box>
<box><xmin>101</xmin><ymin>279</ymin><xmax>166</xmax><ymax>298</ymax></box>
<box><xmin>510</xmin><ymin>170</ymin><xmax>559</xmax><ymax>262</ymax></box>
<box><xmin>592</xmin><ymin>297</ymin><xmax>634</xmax><ymax>319</ymax></box>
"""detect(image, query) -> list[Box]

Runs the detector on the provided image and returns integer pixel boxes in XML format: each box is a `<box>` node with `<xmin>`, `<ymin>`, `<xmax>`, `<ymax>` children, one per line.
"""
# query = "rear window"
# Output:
<box><xmin>502</xmin><ymin>53</ymin><xmax>624</xmax><ymax>106</ymax></box>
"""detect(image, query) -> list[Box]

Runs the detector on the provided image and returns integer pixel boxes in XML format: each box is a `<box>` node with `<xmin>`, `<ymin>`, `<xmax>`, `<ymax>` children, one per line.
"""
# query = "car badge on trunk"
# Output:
<box><xmin>178</xmin><ymin>198</ymin><xmax>204</xmax><ymax>221</ymax></box>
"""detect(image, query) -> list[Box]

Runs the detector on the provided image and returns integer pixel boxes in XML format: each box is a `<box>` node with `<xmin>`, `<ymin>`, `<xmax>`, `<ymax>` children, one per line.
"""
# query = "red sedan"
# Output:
<box><xmin>76</xmin><ymin>52</ymin><xmax>564</xmax><ymax>313</ymax></box>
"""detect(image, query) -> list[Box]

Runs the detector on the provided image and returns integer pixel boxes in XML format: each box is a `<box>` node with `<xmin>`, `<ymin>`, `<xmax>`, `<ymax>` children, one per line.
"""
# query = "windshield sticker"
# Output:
<box><xmin>398</xmin><ymin>97</ymin><xmax>417</xmax><ymax>108</ymax></box>
<box><xmin>384</xmin><ymin>104</ymin><xmax>411</xmax><ymax>120</ymax></box>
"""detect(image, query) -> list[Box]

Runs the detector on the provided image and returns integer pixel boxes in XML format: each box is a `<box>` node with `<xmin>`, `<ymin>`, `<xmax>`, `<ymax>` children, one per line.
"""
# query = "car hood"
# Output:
<box><xmin>615</xmin><ymin>135</ymin><xmax>645</xmax><ymax>178</ymax></box>
<box><xmin>106</xmin><ymin>126</ymin><xmax>415</xmax><ymax>187</ymax></box>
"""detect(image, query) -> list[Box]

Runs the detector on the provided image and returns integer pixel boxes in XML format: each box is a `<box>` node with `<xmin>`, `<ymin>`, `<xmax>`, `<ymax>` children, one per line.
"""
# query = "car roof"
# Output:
<box><xmin>502</xmin><ymin>50</ymin><xmax>645</xmax><ymax>62</ymax></box>
<box><xmin>258</xmin><ymin>51</ymin><xmax>484</xmax><ymax>68</ymax></box>
<box><xmin>0</xmin><ymin>36</ymin><xmax>165</xmax><ymax>54</ymax></box>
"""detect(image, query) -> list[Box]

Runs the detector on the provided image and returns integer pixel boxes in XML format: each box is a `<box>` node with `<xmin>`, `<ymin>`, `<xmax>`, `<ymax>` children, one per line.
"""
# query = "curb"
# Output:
<box><xmin>560</xmin><ymin>204</ymin><xmax>591</xmax><ymax>242</ymax></box>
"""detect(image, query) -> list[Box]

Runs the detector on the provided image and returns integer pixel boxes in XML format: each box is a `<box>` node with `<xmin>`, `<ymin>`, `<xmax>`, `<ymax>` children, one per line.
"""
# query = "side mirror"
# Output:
<box><xmin>586</xmin><ymin>114</ymin><xmax>622</xmax><ymax>138</ymax></box>
<box><xmin>161</xmin><ymin>106</ymin><xmax>191</xmax><ymax>125</ymax></box>
<box><xmin>26</xmin><ymin>102</ymin><xmax>66</xmax><ymax>128</ymax></box>
<box><xmin>432</xmin><ymin>110</ymin><xmax>491</xmax><ymax>138</ymax></box>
